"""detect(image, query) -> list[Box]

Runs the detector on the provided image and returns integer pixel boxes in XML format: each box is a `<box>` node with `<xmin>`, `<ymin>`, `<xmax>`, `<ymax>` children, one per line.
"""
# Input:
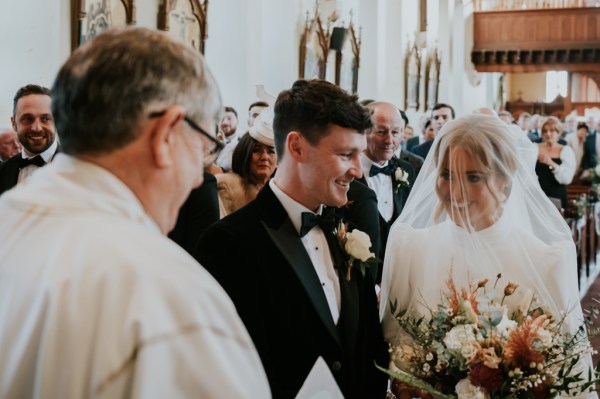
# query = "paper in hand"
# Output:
<box><xmin>295</xmin><ymin>356</ymin><xmax>344</xmax><ymax>399</ymax></box>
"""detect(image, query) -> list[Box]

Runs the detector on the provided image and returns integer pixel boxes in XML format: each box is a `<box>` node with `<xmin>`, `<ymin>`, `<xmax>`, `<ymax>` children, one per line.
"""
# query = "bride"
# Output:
<box><xmin>379</xmin><ymin>114</ymin><xmax>596</xmax><ymax>398</ymax></box>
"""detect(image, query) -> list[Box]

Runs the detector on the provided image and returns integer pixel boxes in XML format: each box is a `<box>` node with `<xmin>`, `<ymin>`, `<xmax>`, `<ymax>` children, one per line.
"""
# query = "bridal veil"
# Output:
<box><xmin>380</xmin><ymin>114</ymin><xmax>588</xmax><ymax>365</ymax></box>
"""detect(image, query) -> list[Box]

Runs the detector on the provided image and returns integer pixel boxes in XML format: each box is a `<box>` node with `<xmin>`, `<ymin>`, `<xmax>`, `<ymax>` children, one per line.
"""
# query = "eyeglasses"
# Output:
<box><xmin>149</xmin><ymin>111</ymin><xmax>225</xmax><ymax>167</ymax></box>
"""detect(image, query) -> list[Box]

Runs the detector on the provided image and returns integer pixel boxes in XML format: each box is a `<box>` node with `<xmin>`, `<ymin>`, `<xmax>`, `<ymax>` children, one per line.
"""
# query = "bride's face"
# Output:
<box><xmin>436</xmin><ymin>147</ymin><xmax>504</xmax><ymax>231</ymax></box>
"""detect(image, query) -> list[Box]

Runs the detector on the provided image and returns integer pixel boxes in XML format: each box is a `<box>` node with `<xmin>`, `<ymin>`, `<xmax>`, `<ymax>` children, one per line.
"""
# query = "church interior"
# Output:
<box><xmin>1</xmin><ymin>0</ymin><xmax>600</xmax><ymax>394</ymax></box>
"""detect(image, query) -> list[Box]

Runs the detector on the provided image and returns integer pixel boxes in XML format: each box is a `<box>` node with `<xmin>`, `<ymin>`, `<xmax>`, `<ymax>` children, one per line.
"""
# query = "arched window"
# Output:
<box><xmin>545</xmin><ymin>71</ymin><xmax>568</xmax><ymax>102</ymax></box>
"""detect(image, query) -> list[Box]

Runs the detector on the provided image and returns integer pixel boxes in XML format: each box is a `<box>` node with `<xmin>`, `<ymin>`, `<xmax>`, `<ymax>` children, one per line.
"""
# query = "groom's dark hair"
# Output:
<box><xmin>272</xmin><ymin>79</ymin><xmax>372</xmax><ymax>158</ymax></box>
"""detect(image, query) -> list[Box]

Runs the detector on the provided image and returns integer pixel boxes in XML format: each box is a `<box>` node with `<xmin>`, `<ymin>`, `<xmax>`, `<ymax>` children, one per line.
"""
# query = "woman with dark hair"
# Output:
<box><xmin>216</xmin><ymin>107</ymin><xmax>277</xmax><ymax>217</ymax></box>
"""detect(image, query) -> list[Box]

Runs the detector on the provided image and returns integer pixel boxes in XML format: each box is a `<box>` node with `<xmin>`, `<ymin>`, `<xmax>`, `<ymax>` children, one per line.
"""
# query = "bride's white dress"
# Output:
<box><xmin>379</xmin><ymin>114</ymin><xmax>597</xmax><ymax>398</ymax></box>
<box><xmin>380</xmin><ymin>214</ymin><xmax>580</xmax><ymax>344</ymax></box>
<box><xmin>380</xmin><ymin>216</ymin><xmax>597</xmax><ymax>398</ymax></box>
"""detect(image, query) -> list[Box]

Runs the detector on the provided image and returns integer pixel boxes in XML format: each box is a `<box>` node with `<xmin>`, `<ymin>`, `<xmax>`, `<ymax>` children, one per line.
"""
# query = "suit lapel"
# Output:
<box><xmin>258</xmin><ymin>186</ymin><xmax>342</xmax><ymax>347</ymax></box>
<box><xmin>389</xmin><ymin>158</ymin><xmax>403</xmax><ymax>222</ymax></box>
<box><xmin>0</xmin><ymin>157</ymin><xmax>20</xmax><ymax>195</ymax></box>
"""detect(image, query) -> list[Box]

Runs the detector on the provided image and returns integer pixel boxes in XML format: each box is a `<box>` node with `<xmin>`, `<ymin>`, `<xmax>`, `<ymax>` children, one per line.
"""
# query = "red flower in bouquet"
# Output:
<box><xmin>469</xmin><ymin>364</ymin><xmax>503</xmax><ymax>394</ymax></box>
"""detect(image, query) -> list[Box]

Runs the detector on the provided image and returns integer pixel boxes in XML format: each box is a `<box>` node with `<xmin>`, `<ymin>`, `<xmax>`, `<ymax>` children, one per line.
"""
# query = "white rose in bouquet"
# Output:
<box><xmin>535</xmin><ymin>327</ymin><xmax>553</xmax><ymax>347</ymax></box>
<box><xmin>456</xmin><ymin>378</ymin><xmax>489</xmax><ymax>399</ymax></box>
<box><xmin>344</xmin><ymin>230</ymin><xmax>374</xmax><ymax>262</ymax></box>
<box><xmin>443</xmin><ymin>324</ymin><xmax>478</xmax><ymax>351</ymax></box>
<box><xmin>460</xmin><ymin>341</ymin><xmax>481</xmax><ymax>364</ymax></box>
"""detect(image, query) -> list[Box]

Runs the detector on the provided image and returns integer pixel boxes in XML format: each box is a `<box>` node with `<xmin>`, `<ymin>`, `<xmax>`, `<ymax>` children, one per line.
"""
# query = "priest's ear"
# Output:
<box><xmin>147</xmin><ymin>105</ymin><xmax>186</xmax><ymax>169</ymax></box>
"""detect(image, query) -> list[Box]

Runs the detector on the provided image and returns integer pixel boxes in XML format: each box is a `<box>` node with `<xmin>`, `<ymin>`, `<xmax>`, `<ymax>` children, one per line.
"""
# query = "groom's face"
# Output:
<box><xmin>296</xmin><ymin>125</ymin><xmax>365</xmax><ymax>211</ymax></box>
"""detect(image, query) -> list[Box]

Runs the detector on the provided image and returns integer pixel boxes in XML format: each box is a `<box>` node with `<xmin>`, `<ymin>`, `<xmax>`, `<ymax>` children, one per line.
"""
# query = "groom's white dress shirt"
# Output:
<box><xmin>270</xmin><ymin>179</ymin><xmax>341</xmax><ymax>323</ymax></box>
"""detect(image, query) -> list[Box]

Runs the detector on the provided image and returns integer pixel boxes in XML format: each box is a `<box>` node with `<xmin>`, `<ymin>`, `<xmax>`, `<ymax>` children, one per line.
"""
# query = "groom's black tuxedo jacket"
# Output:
<box><xmin>195</xmin><ymin>184</ymin><xmax>388</xmax><ymax>399</ymax></box>
<box><xmin>0</xmin><ymin>144</ymin><xmax>61</xmax><ymax>196</ymax></box>
<box><xmin>356</xmin><ymin>156</ymin><xmax>416</xmax><ymax>281</ymax></box>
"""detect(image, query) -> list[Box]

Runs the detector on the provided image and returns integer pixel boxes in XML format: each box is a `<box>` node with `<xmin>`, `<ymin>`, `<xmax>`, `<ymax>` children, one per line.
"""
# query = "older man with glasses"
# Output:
<box><xmin>0</xmin><ymin>27</ymin><xmax>270</xmax><ymax>398</ymax></box>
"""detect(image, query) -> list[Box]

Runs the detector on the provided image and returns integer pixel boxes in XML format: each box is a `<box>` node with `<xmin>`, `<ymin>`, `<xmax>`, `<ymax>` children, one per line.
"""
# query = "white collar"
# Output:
<box><xmin>360</xmin><ymin>153</ymin><xmax>389</xmax><ymax>178</ymax></box>
<box><xmin>22</xmin><ymin>139</ymin><xmax>58</xmax><ymax>162</ymax></box>
<box><xmin>269</xmin><ymin>179</ymin><xmax>323</xmax><ymax>236</ymax></box>
<box><xmin>224</xmin><ymin>132</ymin><xmax>239</xmax><ymax>144</ymax></box>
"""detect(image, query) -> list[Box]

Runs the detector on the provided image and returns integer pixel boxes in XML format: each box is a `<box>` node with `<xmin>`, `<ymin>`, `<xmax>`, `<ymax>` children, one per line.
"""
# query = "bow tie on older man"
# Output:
<box><xmin>369</xmin><ymin>163</ymin><xmax>395</xmax><ymax>177</ymax></box>
<box><xmin>16</xmin><ymin>155</ymin><xmax>46</xmax><ymax>169</ymax></box>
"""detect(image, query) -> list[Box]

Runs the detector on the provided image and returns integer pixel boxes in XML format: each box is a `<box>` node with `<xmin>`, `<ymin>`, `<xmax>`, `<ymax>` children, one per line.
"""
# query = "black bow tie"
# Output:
<box><xmin>16</xmin><ymin>155</ymin><xmax>46</xmax><ymax>169</ymax></box>
<box><xmin>300</xmin><ymin>209</ymin><xmax>338</xmax><ymax>237</ymax></box>
<box><xmin>369</xmin><ymin>163</ymin><xmax>395</xmax><ymax>177</ymax></box>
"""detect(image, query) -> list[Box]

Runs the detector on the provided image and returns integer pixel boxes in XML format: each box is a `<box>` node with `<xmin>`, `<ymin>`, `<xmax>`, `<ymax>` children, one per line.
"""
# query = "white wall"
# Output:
<box><xmin>0</xmin><ymin>0</ymin><xmax>70</xmax><ymax>123</ymax></box>
<box><xmin>0</xmin><ymin>0</ymin><xmax>495</xmax><ymax>129</ymax></box>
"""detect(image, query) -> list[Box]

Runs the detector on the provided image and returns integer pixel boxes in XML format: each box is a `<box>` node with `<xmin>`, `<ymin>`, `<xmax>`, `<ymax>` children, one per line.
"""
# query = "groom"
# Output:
<box><xmin>195</xmin><ymin>80</ymin><xmax>388</xmax><ymax>398</ymax></box>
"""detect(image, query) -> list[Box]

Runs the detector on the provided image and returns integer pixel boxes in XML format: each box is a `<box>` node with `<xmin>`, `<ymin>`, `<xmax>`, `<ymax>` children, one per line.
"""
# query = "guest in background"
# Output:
<box><xmin>218</xmin><ymin>106</ymin><xmax>238</xmax><ymax>142</ymax></box>
<box><xmin>528</xmin><ymin>113</ymin><xmax>542</xmax><ymax>141</ymax></box>
<box><xmin>247</xmin><ymin>100</ymin><xmax>268</xmax><ymax>127</ymax></box>
<box><xmin>498</xmin><ymin>110</ymin><xmax>514</xmax><ymax>125</ymax></box>
<box><xmin>215</xmin><ymin>105</ymin><xmax>240</xmax><ymax>171</ymax></box>
<box><xmin>216</xmin><ymin>107</ymin><xmax>277</xmax><ymax>218</ymax></box>
<box><xmin>394</xmin><ymin>110</ymin><xmax>425</xmax><ymax>176</ymax></box>
<box><xmin>535</xmin><ymin>116</ymin><xmax>576</xmax><ymax>208</ymax></box>
<box><xmin>169</xmin><ymin>172</ymin><xmax>220</xmax><ymax>254</ymax></box>
<box><xmin>587</xmin><ymin>115</ymin><xmax>597</xmax><ymax>135</ymax></box>
<box><xmin>565</xmin><ymin>122</ymin><xmax>589</xmax><ymax>173</ymax></box>
<box><xmin>581</xmin><ymin>116</ymin><xmax>600</xmax><ymax>171</ymax></box>
<box><xmin>404</xmin><ymin>125</ymin><xmax>415</xmax><ymax>141</ymax></box>
<box><xmin>406</xmin><ymin>114</ymin><xmax>429</xmax><ymax>152</ymax></box>
<box><xmin>563</xmin><ymin>113</ymin><xmax>578</xmax><ymax>138</ymax></box>
<box><xmin>0</xmin><ymin>126</ymin><xmax>21</xmax><ymax>162</ymax></box>
<box><xmin>397</xmin><ymin>109</ymin><xmax>409</xmax><ymax>151</ymax></box>
<box><xmin>0</xmin><ymin>85</ymin><xmax>59</xmax><ymax>195</ymax></box>
<box><xmin>358</xmin><ymin>102</ymin><xmax>416</xmax><ymax>281</ymax></box>
<box><xmin>0</xmin><ymin>28</ymin><xmax>270</xmax><ymax>398</ymax></box>
<box><xmin>517</xmin><ymin>112</ymin><xmax>531</xmax><ymax>133</ymax></box>
<box><xmin>412</xmin><ymin>103</ymin><xmax>455</xmax><ymax>159</ymax></box>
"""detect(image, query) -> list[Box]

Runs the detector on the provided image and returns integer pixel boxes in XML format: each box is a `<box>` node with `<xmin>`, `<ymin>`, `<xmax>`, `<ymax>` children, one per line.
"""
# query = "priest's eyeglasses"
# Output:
<box><xmin>149</xmin><ymin>111</ymin><xmax>225</xmax><ymax>167</ymax></box>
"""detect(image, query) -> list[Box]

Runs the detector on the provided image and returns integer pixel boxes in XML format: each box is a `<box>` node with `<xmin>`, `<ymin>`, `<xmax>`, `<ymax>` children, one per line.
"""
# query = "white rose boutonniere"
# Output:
<box><xmin>335</xmin><ymin>221</ymin><xmax>380</xmax><ymax>281</ymax></box>
<box><xmin>345</xmin><ymin>230</ymin><xmax>373</xmax><ymax>262</ymax></box>
<box><xmin>456</xmin><ymin>378</ymin><xmax>489</xmax><ymax>399</ymax></box>
<box><xmin>394</xmin><ymin>167</ymin><xmax>410</xmax><ymax>194</ymax></box>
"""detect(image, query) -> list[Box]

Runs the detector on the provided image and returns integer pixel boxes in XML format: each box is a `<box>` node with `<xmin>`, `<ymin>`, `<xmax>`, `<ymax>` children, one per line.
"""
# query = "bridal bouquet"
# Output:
<box><xmin>380</xmin><ymin>274</ymin><xmax>599</xmax><ymax>399</ymax></box>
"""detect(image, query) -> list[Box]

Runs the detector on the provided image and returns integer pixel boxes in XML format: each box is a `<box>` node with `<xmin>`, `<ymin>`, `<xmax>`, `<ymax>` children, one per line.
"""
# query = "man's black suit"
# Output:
<box><xmin>168</xmin><ymin>172</ymin><xmax>220</xmax><ymax>255</ymax></box>
<box><xmin>581</xmin><ymin>132</ymin><xmax>597</xmax><ymax>170</ymax></box>
<box><xmin>0</xmin><ymin>155</ymin><xmax>21</xmax><ymax>196</ymax></box>
<box><xmin>405</xmin><ymin>136</ymin><xmax>420</xmax><ymax>152</ymax></box>
<box><xmin>195</xmin><ymin>184</ymin><xmax>388</xmax><ymax>398</ymax></box>
<box><xmin>0</xmin><ymin>145</ymin><xmax>60</xmax><ymax>196</ymax></box>
<box><xmin>357</xmin><ymin>156</ymin><xmax>416</xmax><ymax>282</ymax></box>
<box><xmin>411</xmin><ymin>139</ymin><xmax>433</xmax><ymax>159</ymax></box>
<box><xmin>398</xmin><ymin>148</ymin><xmax>424</xmax><ymax>177</ymax></box>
